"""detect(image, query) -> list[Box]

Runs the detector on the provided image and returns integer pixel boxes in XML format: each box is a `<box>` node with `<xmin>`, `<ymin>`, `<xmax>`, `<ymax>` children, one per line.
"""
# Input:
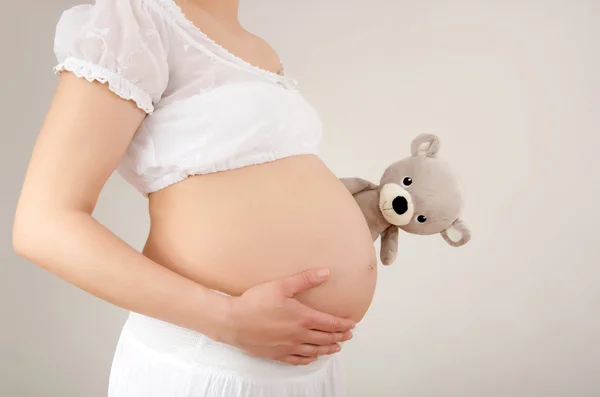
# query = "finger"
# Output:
<box><xmin>292</xmin><ymin>343</ymin><xmax>341</xmax><ymax>358</ymax></box>
<box><xmin>303</xmin><ymin>308</ymin><xmax>356</xmax><ymax>333</ymax></box>
<box><xmin>277</xmin><ymin>268</ymin><xmax>330</xmax><ymax>297</ymax></box>
<box><xmin>303</xmin><ymin>330</ymin><xmax>353</xmax><ymax>346</ymax></box>
<box><xmin>281</xmin><ymin>355</ymin><xmax>319</xmax><ymax>366</ymax></box>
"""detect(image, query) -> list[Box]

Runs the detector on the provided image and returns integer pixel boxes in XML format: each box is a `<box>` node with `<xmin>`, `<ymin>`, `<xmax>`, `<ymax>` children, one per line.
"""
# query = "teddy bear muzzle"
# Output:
<box><xmin>379</xmin><ymin>183</ymin><xmax>414</xmax><ymax>226</ymax></box>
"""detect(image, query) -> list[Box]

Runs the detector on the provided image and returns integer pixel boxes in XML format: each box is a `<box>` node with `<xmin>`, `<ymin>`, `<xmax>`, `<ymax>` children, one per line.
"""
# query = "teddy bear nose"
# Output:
<box><xmin>392</xmin><ymin>196</ymin><xmax>409</xmax><ymax>215</ymax></box>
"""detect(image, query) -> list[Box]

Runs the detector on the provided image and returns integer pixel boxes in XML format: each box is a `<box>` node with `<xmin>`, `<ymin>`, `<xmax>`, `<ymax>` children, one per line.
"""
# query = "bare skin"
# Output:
<box><xmin>13</xmin><ymin>0</ymin><xmax>376</xmax><ymax>367</ymax></box>
<box><xmin>175</xmin><ymin>0</ymin><xmax>282</xmax><ymax>73</ymax></box>
<box><xmin>145</xmin><ymin>0</ymin><xmax>378</xmax><ymax>322</ymax></box>
<box><xmin>12</xmin><ymin>74</ymin><xmax>356</xmax><ymax>366</ymax></box>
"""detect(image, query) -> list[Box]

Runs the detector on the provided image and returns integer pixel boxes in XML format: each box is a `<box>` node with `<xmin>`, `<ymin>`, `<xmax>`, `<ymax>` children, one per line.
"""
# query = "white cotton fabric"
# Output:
<box><xmin>53</xmin><ymin>0</ymin><xmax>323</xmax><ymax>195</ymax></box>
<box><xmin>108</xmin><ymin>312</ymin><xmax>347</xmax><ymax>397</ymax></box>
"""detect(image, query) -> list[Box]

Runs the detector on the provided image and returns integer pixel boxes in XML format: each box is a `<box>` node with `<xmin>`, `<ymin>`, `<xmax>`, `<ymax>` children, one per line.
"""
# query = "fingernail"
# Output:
<box><xmin>316</xmin><ymin>269</ymin><xmax>330</xmax><ymax>279</ymax></box>
<box><xmin>334</xmin><ymin>345</ymin><xmax>341</xmax><ymax>352</ymax></box>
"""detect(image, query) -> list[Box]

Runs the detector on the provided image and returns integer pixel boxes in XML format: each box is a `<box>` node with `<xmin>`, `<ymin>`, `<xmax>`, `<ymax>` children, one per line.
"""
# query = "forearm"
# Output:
<box><xmin>13</xmin><ymin>208</ymin><xmax>230</xmax><ymax>339</ymax></box>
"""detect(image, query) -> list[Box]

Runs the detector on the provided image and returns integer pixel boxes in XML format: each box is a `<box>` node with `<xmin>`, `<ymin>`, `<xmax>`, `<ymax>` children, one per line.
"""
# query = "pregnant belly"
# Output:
<box><xmin>143</xmin><ymin>154</ymin><xmax>378</xmax><ymax>322</ymax></box>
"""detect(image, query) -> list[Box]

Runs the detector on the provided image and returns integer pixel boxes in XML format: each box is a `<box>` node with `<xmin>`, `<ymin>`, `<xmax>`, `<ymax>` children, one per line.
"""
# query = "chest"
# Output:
<box><xmin>175</xmin><ymin>8</ymin><xmax>281</xmax><ymax>74</ymax></box>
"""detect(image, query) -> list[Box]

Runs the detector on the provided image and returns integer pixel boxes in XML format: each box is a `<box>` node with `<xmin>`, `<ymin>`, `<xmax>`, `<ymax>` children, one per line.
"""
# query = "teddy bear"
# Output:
<box><xmin>340</xmin><ymin>133</ymin><xmax>471</xmax><ymax>266</ymax></box>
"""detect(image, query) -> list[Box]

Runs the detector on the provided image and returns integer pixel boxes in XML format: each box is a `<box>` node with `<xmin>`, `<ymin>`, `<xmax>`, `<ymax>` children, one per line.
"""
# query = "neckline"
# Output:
<box><xmin>158</xmin><ymin>0</ymin><xmax>291</xmax><ymax>82</ymax></box>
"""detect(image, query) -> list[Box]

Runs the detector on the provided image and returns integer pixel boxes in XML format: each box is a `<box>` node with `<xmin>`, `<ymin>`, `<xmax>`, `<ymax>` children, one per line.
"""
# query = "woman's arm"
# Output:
<box><xmin>13</xmin><ymin>73</ymin><xmax>230</xmax><ymax>334</ymax></box>
<box><xmin>13</xmin><ymin>74</ymin><xmax>354</xmax><ymax>365</ymax></box>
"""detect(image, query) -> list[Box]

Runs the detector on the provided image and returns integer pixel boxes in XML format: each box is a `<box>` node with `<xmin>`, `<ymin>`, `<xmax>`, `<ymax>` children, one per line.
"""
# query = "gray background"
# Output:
<box><xmin>1</xmin><ymin>0</ymin><xmax>599</xmax><ymax>396</ymax></box>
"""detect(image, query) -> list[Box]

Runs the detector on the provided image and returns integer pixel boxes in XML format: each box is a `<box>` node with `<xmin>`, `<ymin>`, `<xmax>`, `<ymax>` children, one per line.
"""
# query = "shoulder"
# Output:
<box><xmin>247</xmin><ymin>34</ymin><xmax>282</xmax><ymax>71</ymax></box>
<box><xmin>53</xmin><ymin>0</ymin><xmax>174</xmax><ymax>114</ymax></box>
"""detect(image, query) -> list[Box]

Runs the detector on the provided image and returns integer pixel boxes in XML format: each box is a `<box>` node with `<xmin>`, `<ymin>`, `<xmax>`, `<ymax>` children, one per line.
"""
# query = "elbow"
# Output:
<box><xmin>12</xmin><ymin>209</ymin><xmax>51</xmax><ymax>260</ymax></box>
<box><xmin>12</xmin><ymin>217</ymin><xmax>37</xmax><ymax>259</ymax></box>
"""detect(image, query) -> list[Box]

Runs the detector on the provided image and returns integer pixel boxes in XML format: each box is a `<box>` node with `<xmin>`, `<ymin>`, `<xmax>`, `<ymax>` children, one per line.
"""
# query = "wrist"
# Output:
<box><xmin>193</xmin><ymin>288</ymin><xmax>237</xmax><ymax>344</ymax></box>
<box><xmin>215</xmin><ymin>294</ymin><xmax>239</xmax><ymax>345</ymax></box>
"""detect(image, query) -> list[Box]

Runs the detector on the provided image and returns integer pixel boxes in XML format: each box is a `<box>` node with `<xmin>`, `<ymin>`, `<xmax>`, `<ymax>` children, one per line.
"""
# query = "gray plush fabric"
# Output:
<box><xmin>340</xmin><ymin>133</ymin><xmax>471</xmax><ymax>266</ymax></box>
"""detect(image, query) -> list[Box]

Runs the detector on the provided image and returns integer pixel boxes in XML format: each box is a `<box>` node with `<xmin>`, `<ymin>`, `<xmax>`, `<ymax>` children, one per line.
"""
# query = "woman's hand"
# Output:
<box><xmin>223</xmin><ymin>268</ymin><xmax>355</xmax><ymax>365</ymax></box>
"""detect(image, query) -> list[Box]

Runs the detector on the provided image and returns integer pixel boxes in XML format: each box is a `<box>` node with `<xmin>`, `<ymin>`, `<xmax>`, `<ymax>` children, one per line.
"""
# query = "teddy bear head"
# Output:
<box><xmin>377</xmin><ymin>133</ymin><xmax>471</xmax><ymax>247</ymax></box>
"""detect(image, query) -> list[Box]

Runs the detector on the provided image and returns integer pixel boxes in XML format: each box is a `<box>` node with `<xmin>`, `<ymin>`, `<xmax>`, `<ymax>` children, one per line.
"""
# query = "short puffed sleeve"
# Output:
<box><xmin>53</xmin><ymin>0</ymin><xmax>170</xmax><ymax>114</ymax></box>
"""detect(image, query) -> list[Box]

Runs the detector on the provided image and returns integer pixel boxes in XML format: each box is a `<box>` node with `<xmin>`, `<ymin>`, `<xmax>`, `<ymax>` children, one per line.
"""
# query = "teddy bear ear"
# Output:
<box><xmin>411</xmin><ymin>134</ymin><xmax>441</xmax><ymax>158</ymax></box>
<box><xmin>440</xmin><ymin>219</ymin><xmax>471</xmax><ymax>247</ymax></box>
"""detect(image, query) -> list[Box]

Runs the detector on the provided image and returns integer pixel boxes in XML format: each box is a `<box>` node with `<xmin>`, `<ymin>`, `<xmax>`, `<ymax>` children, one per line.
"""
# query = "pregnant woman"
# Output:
<box><xmin>12</xmin><ymin>0</ymin><xmax>378</xmax><ymax>396</ymax></box>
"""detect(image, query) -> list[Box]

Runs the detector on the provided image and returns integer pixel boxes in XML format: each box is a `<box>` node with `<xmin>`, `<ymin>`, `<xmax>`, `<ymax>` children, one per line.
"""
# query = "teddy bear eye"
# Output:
<box><xmin>417</xmin><ymin>215</ymin><xmax>427</xmax><ymax>223</ymax></box>
<box><xmin>402</xmin><ymin>177</ymin><xmax>413</xmax><ymax>187</ymax></box>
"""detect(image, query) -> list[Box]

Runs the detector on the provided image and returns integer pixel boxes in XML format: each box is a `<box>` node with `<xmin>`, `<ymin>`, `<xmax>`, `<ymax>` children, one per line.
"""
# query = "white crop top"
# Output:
<box><xmin>53</xmin><ymin>0</ymin><xmax>323</xmax><ymax>195</ymax></box>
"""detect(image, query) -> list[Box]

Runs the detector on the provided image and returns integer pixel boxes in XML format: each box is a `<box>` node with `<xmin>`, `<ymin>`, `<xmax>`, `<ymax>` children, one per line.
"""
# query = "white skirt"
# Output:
<box><xmin>108</xmin><ymin>312</ymin><xmax>347</xmax><ymax>397</ymax></box>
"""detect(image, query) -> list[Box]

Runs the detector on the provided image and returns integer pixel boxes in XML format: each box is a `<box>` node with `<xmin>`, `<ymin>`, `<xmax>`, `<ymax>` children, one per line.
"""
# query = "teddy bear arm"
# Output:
<box><xmin>380</xmin><ymin>226</ymin><xmax>399</xmax><ymax>266</ymax></box>
<box><xmin>339</xmin><ymin>177</ymin><xmax>379</xmax><ymax>196</ymax></box>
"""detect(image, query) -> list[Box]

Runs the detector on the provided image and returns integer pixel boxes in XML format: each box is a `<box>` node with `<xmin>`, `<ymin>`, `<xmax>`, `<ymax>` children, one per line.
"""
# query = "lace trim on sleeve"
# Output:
<box><xmin>54</xmin><ymin>56</ymin><xmax>155</xmax><ymax>114</ymax></box>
